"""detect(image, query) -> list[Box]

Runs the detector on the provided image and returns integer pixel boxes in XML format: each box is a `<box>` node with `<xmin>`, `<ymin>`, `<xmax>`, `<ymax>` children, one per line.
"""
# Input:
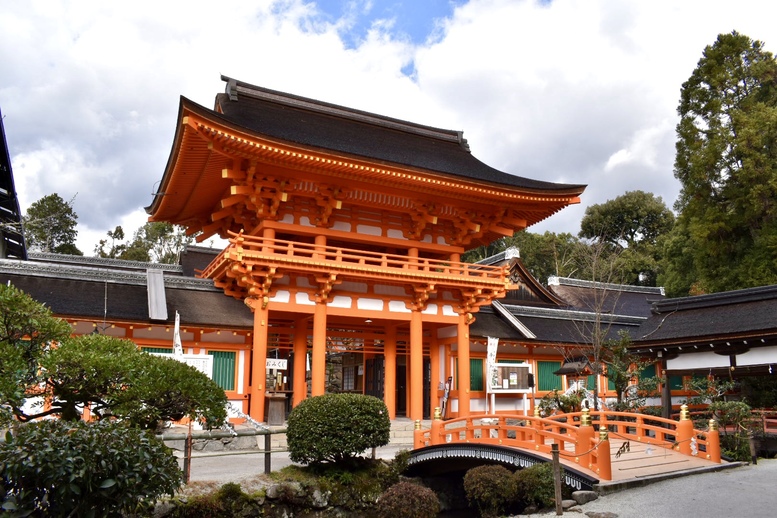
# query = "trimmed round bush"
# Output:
<box><xmin>0</xmin><ymin>419</ymin><xmax>181</xmax><ymax>516</ymax></box>
<box><xmin>287</xmin><ymin>393</ymin><xmax>390</xmax><ymax>465</ymax></box>
<box><xmin>463</xmin><ymin>464</ymin><xmax>518</xmax><ymax>517</ymax></box>
<box><xmin>513</xmin><ymin>462</ymin><xmax>558</xmax><ymax>509</ymax></box>
<box><xmin>376</xmin><ymin>481</ymin><xmax>440</xmax><ymax>518</ymax></box>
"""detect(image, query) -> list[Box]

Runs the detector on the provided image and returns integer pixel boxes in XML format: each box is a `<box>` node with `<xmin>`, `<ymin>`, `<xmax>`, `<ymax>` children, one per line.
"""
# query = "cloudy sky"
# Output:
<box><xmin>2</xmin><ymin>0</ymin><xmax>777</xmax><ymax>255</ymax></box>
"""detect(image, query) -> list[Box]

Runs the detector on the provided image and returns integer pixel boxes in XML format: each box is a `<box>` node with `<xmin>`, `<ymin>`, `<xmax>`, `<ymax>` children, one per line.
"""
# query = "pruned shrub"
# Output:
<box><xmin>286</xmin><ymin>393</ymin><xmax>390</xmax><ymax>465</ymax></box>
<box><xmin>376</xmin><ymin>481</ymin><xmax>440</xmax><ymax>518</ymax></box>
<box><xmin>513</xmin><ymin>462</ymin><xmax>560</xmax><ymax>510</ymax></box>
<box><xmin>0</xmin><ymin>419</ymin><xmax>181</xmax><ymax>516</ymax></box>
<box><xmin>463</xmin><ymin>464</ymin><xmax>517</xmax><ymax>517</ymax></box>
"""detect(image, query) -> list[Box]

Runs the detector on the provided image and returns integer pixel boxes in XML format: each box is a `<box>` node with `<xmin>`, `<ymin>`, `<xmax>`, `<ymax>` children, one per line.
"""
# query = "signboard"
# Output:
<box><xmin>183</xmin><ymin>355</ymin><xmax>213</xmax><ymax>378</ymax></box>
<box><xmin>150</xmin><ymin>352</ymin><xmax>213</xmax><ymax>379</ymax></box>
<box><xmin>266</xmin><ymin>358</ymin><xmax>288</xmax><ymax>370</ymax></box>
<box><xmin>489</xmin><ymin>363</ymin><xmax>532</xmax><ymax>393</ymax></box>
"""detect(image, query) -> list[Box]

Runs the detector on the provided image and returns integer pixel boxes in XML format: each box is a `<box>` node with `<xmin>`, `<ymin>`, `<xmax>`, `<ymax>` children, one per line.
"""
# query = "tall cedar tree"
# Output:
<box><xmin>667</xmin><ymin>31</ymin><xmax>777</xmax><ymax>295</ymax></box>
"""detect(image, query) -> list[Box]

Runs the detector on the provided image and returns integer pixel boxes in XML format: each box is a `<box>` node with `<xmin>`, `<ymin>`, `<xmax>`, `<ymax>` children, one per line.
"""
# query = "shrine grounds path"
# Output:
<box><xmin>544</xmin><ymin>458</ymin><xmax>777</xmax><ymax>518</ymax></box>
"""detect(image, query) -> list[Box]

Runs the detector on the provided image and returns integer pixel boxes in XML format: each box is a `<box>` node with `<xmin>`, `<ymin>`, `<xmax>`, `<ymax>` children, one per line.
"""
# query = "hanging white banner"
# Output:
<box><xmin>486</xmin><ymin>336</ymin><xmax>499</xmax><ymax>394</ymax></box>
<box><xmin>173</xmin><ymin>310</ymin><xmax>184</xmax><ymax>358</ymax></box>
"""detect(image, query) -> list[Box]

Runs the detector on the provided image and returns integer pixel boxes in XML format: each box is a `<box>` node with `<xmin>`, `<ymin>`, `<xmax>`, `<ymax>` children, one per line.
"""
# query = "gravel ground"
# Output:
<box><xmin>528</xmin><ymin>459</ymin><xmax>777</xmax><ymax>518</ymax></box>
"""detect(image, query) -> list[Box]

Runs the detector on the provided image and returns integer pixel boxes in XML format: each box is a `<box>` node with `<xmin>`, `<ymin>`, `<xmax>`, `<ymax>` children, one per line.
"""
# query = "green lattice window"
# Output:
<box><xmin>209</xmin><ymin>351</ymin><xmax>236</xmax><ymax>391</ymax></box>
<box><xmin>668</xmin><ymin>375</ymin><xmax>685</xmax><ymax>390</ymax></box>
<box><xmin>453</xmin><ymin>358</ymin><xmax>485</xmax><ymax>391</ymax></box>
<box><xmin>537</xmin><ymin>361</ymin><xmax>562</xmax><ymax>391</ymax></box>
<box><xmin>470</xmin><ymin>358</ymin><xmax>484</xmax><ymax>391</ymax></box>
<box><xmin>640</xmin><ymin>364</ymin><xmax>657</xmax><ymax>379</ymax></box>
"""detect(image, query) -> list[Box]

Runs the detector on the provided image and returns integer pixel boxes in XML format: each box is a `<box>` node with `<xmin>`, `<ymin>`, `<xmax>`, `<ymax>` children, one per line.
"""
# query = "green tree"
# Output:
<box><xmin>601</xmin><ymin>331</ymin><xmax>661</xmax><ymax>411</ymax></box>
<box><xmin>561</xmin><ymin>240</ymin><xmax>631</xmax><ymax>411</ymax></box>
<box><xmin>462</xmin><ymin>231</ymin><xmax>583</xmax><ymax>284</ymax></box>
<box><xmin>0</xmin><ymin>283</ymin><xmax>227</xmax><ymax>429</ymax></box>
<box><xmin>125</xmin><ymin>222</ymin><xmax>193</xmax><ymax>264</ymax></box>
<box><xmin>509</xmin><ymin>231</ymin><xmax>583</xmax><ymax>283</ymax></box>
<box><xmin>579</xmin><ymin>190</ymin><xmax>674</xmax><ymax>286</ymax></box>
<box><xmin>93</xmin><ymin>225</ymin><xmax>127</xmax><ymax>258</ymax></box>
<box><xmin>22</xmin><ymin>193</ymin><xmax>82</xmax><ymax>255</ymax></box>
<box><xmin>461</xmin><ymin>237</ymin><xmax>511</xmax><ymax>263</ymax></box>
<box><xmin>667</xmin><ymin>31</ymin><xmax>777</xmax><ymax>295</ymax></box>
<box><xmin>0</xmin><ymin>283</ymin><xmax>72</xmax><ymax>425</ymax></box>
<box><xmin>38</xmin><ymin>334</ymin><xmax>228</xmax><ymax>428</ymax></box>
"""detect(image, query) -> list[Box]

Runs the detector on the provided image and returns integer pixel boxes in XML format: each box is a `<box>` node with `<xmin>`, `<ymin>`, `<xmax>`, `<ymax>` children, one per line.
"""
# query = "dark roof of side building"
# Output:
<box><xmin>0</xmin><ymin>250</ymin><xmax>253</xmax><ymax>328</ymax></box>
<box><xmin>210</xmin><ymin>76</ymin><xmax>586</xmax><ymax>193</ymax></box>
<box><xmin>470</xmin><ymin>253</ymin><xmax>657</xmax><ymax>345</ymax></box>
<box><xmin>548</xmin><ymin>277</ymin><xmax>665</xmax><ymax>319</ymax></box>
<box><xmin>635</xmin><ymin>284</ymin><xmax>777</xmax><ymax>343</ymax></box>
<box><xmin>471</xmin><ymin>302</ymin><xmax>644</xmax><ymax>344</ymax></box>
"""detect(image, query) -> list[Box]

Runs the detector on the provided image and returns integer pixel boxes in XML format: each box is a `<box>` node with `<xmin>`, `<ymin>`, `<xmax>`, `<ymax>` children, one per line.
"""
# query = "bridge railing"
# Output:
<box><xmin>564</xmin><ymin>408</ymin><xmax>720</xmax><ymax>462</ymax></box>
<box><xmin>752</xmin><ymin>409</ymin><xmax>777</xmax><ymax>435</ymax></box>
<box><xmin>414</xmin><ymin>408</ymin><xmax>613</xmax><ymax>480</ymax></box>
<box><xmin>413</xmin><ymin>405</ymin><xmax>721</xmax><ymax>482</ymax></box>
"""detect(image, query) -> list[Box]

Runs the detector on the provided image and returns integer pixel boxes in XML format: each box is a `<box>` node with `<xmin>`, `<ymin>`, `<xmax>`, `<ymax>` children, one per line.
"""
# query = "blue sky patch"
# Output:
<box><xmin>313</xmin><ymin>0</ymin><xmax>465</xmax><ymax>47</ymax></box>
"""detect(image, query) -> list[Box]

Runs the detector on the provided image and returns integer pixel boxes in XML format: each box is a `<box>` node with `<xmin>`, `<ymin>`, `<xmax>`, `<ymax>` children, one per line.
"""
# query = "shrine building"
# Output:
<box><xmin>145</xmin><ymin>76</ymin><xmax>586</xmax><ymax>422</ymax></box>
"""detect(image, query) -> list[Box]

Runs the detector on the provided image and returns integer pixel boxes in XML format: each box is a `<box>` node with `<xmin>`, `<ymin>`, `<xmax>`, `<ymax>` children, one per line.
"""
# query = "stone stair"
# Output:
<box><xmin>388</xmin><ymin>418</ymin><xmax>431</xmax><ymax>447</ymax></box>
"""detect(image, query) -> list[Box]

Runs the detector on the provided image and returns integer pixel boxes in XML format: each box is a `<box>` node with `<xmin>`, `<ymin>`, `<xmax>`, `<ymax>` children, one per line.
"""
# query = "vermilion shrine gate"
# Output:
<box><xmin>147</xmin><ymin>77</ymin><xmax>585</xmax><ymax>422</ymax></box>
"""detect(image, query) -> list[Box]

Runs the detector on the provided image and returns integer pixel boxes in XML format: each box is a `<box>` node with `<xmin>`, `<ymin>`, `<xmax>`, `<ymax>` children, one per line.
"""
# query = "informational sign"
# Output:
<box><xmin>489</xmin><ymin>363</ymin><xmax>532</xmax><ymax>393</ymax></box>
<box><xmin>266</xmin><ymin>358</ymin><xmax>288</xmax><ymax>370</ymax></box>
<box><xmin>183</xmin><ymin>355</ymin><xmax>213</xmax><ymax>378</ymax></box>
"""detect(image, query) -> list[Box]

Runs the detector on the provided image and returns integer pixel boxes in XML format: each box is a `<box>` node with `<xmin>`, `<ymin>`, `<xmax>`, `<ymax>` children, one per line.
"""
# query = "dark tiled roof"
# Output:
<box><xmin>554</xmin><ymin>357</ymin><xmax>593</xmax><ymax>375</ymax></box>
<box><xmin>477</xmin><ymin>250</ymin><xmax>567</xmax><ymax>307</ymax></box>
<box><xmin>548</xmin><ymin>277</ymin><xmax>663</xmax><ymax>319</ymax></box>
<box><xmin>472</xmin><ymin>304</ymin><xmax>640</xmax><ymax>344</ymax></box>
<box><xmin>476</xmin><ymin>247</ymin><xmax>521</xmax><ymax>266</ymax></box>
<box><xmin>211</xmin><ymin>77</ymin><xmax>586</xmax><ymax>193</ymax></box>
<box><xmin>180</xmin><ymin>245</ymin><xmax>220</xmax><ymax>277</ymax></box>
<box><xmin>0</xmin><ymin>259</ymin><xmax>252</xmax><ymax>328</ymax></box>
<box><xmin>636</xmin><ymin>285</ymin><xmax>777</xmax><ymax>342</ymax></box>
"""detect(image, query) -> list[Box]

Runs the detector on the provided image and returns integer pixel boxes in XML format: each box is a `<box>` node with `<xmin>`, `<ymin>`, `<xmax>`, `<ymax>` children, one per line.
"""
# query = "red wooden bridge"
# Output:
<box><xmin>408</xmin><ymin>405</ymin><xmax>727</xmax><ymax>491</ymax></box>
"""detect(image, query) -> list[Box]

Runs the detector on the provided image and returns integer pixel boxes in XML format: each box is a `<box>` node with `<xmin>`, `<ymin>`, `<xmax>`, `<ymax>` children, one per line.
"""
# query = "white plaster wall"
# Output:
<box><xmin>667</xmin><ymin>351</ymin><xmax>729</xmax><ymax>370</ymax></box>
<box><xmin>738</xmin><ymin>346</ymin><xmax>777</xmax><ymax>366</ymax></box>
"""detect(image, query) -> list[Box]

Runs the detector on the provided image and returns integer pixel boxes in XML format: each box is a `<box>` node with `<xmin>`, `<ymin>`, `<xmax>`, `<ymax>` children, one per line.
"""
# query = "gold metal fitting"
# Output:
<box><xmin>680</xmin><ymin>404</ymin><xmax>690</xmax><ymax>421</ymax></box>
<box><xmin>708</xmin><ymin>418</ymin><xmax>718</xmax><ymax>431</ymax></box>
<box><xmin>599</xmin><ymin>428</ymin><xmax>609</xmax><ymax>441</ymax></box>
<box><xmin>534</xmin><ymin>406</ymin><xmax>541</xmax><ymax>417</ymax></box>
<box><xmin>581</xmin><ymin>407</ymin><xmax>591</xmax><ymax>427</ymax></box>
<box><xmin>414</xmin><ymin>420</ymin><xmax>421</xmax><ymax>430</ymax></box>
<box><xmin>434</xmin><ymin>407</ymin><xmax>442</xmax><ymax>420</ymax></box>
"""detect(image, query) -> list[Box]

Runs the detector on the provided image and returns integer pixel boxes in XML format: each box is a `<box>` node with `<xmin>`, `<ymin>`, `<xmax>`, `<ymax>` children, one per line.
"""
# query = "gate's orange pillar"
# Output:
<box><xmin>292</xmin><ymin>318</ymin><xmax>308</xmax><ymax>407</ymax></box>
<box><xmin>384</xmin><ymin>325</ymin><xmax>397</xmax><ymax>419</ymax></box>
<box><xmin>311</xmin><ymin>235</ymin><xmax>328</xmax><ymax>397</ymax></box>
<box><xmin>457</xmin><ymin>312</ymin><xmax>471</xmax><ymax>417</ymax></box>
<box><xmin>311</xmin><ymin>301</ymin><xmax>327</xmax><ymax>396</ymax></box>
<box><xmin>430</xmin><ymin>332</ymin><xmax>440</xmax><ymax>413</ymax></box>
<box><xmin>248</xmin><ymin>298</ymin><xmax>269</xmax><ymax>422</ymax></box>
<box><xmin>410</xmin><ymin>309</ymin><xmax>424</xmax><ymax>421</ymax></box>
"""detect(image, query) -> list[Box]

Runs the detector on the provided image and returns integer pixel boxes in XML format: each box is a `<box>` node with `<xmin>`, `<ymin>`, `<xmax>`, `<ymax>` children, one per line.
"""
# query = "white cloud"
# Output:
<box><xmin>3</xmin><ymin>0</ymin><xmax>777</xmax><ymax>254</ymax></box>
